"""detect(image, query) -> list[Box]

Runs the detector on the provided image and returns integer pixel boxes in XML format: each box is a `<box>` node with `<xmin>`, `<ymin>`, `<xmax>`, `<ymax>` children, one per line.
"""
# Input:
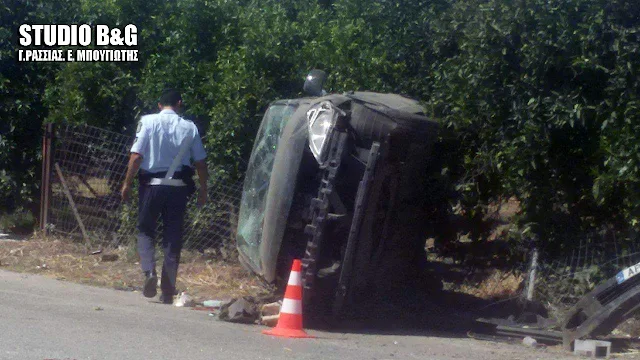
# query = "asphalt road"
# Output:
<box><xmin>0</xmin><ymin>269</ymin><xmax>574</xmax><ymax>360</ymax></box>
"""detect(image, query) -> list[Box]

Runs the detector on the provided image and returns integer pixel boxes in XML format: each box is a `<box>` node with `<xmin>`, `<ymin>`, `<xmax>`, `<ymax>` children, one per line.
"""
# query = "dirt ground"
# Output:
<box><xmin>0</xmin><ymin>234</ymin><xmax>267</xmax><ymax>303</ymax></box>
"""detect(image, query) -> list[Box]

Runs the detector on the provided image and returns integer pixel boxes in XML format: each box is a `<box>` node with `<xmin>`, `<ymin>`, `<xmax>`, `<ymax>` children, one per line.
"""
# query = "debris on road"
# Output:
<box><xmin>261</xmin><ymin>314</ymin><xmax>279</xmax><ymax>327</ymax></box>
<box><xmin>261</xmin><ymin>301</ymin><xmax>281</xmax><ymax>317</ymax></box>
<box><xmin>203</xmin><ymin>300</ymin><xmax>228</xmax><ymax>308</ymax></box>
<box><xmin>194</xmin><ymin>300</ymin><xmax>231</xmax><ymax>317</ymax></box>
<box><xmin>218</xmin><ymin>297</ymin><xmax>259</xmax><ymax>324</ymax></box>
<box><xmin>192</xmin><ymin>306</ymin><xmax>220</xmax><ymax>312</ymax></box>
<box><xmin>522</xmin><ymin>336</ymin><xmax>537</xmax><ymax>347</ymax></box>
<box><xmin>259</xmin><ymin>301</ymin><xmax>281</xmax><ymax>327</ymax></box>
<box><xmin>175</xmin><ymin>292</ymin><xmax>195</xmax><ymax>307</ymax></box>
<box><xmin>574</xmin><ymin>340</ymin><xmax>611</xmax><ymax>358</ymax></box>
<box><xmin>94</xmin><ymin>307</ymin><xmax>103</xmax><ymax>311</ymax></box>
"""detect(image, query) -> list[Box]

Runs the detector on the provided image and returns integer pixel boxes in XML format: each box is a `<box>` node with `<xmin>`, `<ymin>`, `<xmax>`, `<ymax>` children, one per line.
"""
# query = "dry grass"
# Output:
<box><xmin>433</xmin><ymin>197</ymin><xmax>524</xmax><ymax>301</ymax></box>
<box><xmin>456</xmin><ymin>269</ymin><xmax>524</xmax><ymax>300</ymax></box>
<box><xmin>0</xmin><ymin>235</ymin><xmax>266</xmax><ymax>303</ymax></box>
<box><xmin>52</xmin><ymin>176</ymin><xmax>112</xmax><ymax>199</ymax></box>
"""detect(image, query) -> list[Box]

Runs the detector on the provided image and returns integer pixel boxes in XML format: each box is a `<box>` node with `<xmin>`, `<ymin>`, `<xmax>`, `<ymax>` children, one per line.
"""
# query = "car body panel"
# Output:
<box><xmin>237</xmin><ymin>101</ymin><xmax>299</xmax><ymax>276</ymax></box>
<box><xmin>237</xmin><ymin>92</ymin><xmax>439</xmax><ymax>286</ymax></box>
<box><xmin>259</xmin><ymin>100</ymin><xmax>314</xmax><ymax>282</ymax></box>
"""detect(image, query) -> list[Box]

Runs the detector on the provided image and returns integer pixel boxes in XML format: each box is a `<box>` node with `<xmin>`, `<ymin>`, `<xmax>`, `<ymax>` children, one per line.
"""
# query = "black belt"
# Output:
<box><xmin>139</xmin><ymin>166</ymin><xmax>196</xmax><ymax>194</ymax></box>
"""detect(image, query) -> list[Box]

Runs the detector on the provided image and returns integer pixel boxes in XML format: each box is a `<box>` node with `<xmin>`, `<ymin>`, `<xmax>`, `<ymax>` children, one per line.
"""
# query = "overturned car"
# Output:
<box><xmin>236</xmin><ymin>71</ymin><xmax>442</xmax><ymax>317</ymax></box>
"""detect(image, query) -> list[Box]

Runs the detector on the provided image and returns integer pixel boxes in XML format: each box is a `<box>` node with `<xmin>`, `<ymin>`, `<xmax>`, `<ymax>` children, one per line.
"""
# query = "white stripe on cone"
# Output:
<box><xmin>281</xmin><ymin>298</ymin><xmax>302</xmax><ymax>315</ymax></box>
<box><xmin>287</xmin><ymin>270</ymin><xmax>302</xmax><ymax>286</ymax></box>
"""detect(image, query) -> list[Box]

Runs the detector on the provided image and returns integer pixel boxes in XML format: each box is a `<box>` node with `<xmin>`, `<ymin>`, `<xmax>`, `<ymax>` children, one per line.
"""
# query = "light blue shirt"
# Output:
<box><xmin>130</xmin><ymin>109</ymin><xmax>207</xmax><ymax>173</ymax></box>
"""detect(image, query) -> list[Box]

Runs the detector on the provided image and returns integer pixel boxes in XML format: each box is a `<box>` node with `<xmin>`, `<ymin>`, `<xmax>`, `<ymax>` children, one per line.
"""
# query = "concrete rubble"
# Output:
<box><xmin>574</xmin><ymin>340</ymin><xmax>611</xmax><ymax>358</ymax></box>
<box><xmin>261</xmin><ymin>301</ymin><xmax>282</xmax><ymax>317</ymax></box>
<box><xmin>259</xmin><ymin>301</ymin><xmax>282</xmax><ymax>327</ymax></box>
<box><xmin>522</xmin><ymin>336</ymin><xmax>537</xmax><ymax>347</ymax></box>
<box><xmin>218</xmin><ymin>297</ymin><xmax>260</xmax><ymax>324</ymax></box>
<box><xmin>260</xmin><ymin>315</ymin><xmax>279</xmax><ymax>327</ymax></box>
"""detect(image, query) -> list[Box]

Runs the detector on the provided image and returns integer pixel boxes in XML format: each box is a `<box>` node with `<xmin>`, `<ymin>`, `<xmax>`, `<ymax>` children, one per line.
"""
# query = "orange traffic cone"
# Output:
<box><xmin>262</xmin><ymin>259</ymin><xmax>314</xmax><ymax>338</ymax></box>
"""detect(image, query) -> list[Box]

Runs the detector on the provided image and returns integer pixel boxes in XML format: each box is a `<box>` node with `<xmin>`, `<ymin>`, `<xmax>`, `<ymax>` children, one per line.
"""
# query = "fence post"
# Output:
<box><xmin>54</xmin><ymin>163</ymin><xmax>90</xmax><ymax>246</ymax></box>
<box><xmin>526</xmin><ymin>247</ymin><xmax>539</xmax><ymax>302</ymax></box>
<box><xmin>39</xmin><ymin>123</ymin><xmax>55</xmax><ymax>234</ymax></box>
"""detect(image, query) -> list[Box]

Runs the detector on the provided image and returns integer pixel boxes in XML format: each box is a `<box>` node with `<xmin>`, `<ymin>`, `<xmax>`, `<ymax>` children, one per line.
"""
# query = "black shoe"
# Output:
<box><xmin>142</xmin><ymin>271</ymin><xmax>157</xmax><ymax>298</ymax></box>
<box><xmin>159</xmin><ymin>293</ymin><xmax>173</xmax><ymax>305</ymax></box>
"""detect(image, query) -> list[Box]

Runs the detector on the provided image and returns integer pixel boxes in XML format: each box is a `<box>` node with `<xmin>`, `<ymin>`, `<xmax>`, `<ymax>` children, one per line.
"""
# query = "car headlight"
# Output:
<box><xmin>307</xmin><ymin>101</ymin><xmax>338</xmax><ymax>164</ymax></box>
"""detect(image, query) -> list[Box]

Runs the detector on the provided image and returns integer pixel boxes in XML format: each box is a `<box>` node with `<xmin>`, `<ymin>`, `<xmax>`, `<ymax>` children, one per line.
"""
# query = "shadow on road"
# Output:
<box><xmin>306</xmin><ymin>265</ymin><xmax>539</xmax><ymax>340</ymax></box>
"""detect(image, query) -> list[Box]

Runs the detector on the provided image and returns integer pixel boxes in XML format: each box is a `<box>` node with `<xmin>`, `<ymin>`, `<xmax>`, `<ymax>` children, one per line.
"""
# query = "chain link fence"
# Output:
<box><xmin>532</xmin><ymin>232</ymin><xmax>640</xmax><ymax>312</ymax></box>
<box><xmin>432</xmin><ymin>201</ymin><xmax>640</xmax><ymax>325</ymax></box>
<box><xmin>43</xmin><ymin>123</ymin><xmax>243</xmax><ymax>257</ymax></box>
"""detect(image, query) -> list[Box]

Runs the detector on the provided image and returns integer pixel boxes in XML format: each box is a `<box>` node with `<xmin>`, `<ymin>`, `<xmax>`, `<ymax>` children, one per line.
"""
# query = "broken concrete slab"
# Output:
<box><xmin>261</xmin><ymin>301</ymin><xmax>281</xmax><ymax>317</ymax></box>
<box><xmin>522</xmin><ymin>336</ymin><xmax>537</xmax><ymax>347</ymax></box>
<box><xmin>218</xmin><ymin>297</ymin><xmax>259</xmax><ymax>324</ymax></box>
<box><xmin>574</xmin><ymin>340</ymin><xmax>611</xmax><ymax>358</ymax></box>
<box><xmin>259</xmin><ymin>301</ymin><xmax>282</xmax><ymax>327</ymax></box>
<box><xmin>261</xmin><ymin>314</ymin><xmax>279</xmax><ymax>327</ymax></box>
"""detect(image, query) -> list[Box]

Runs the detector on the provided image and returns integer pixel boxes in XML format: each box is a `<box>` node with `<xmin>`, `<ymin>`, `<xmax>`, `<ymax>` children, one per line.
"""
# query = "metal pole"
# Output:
<box><xmin>39</xmin><ymin>123</ymin><xmax>55</xmax><ymax>234</ymax></box>
<box><xmin>526</xmin><ymin>247</ymin><xmax>539</xmax><ymax>301</ymax></box>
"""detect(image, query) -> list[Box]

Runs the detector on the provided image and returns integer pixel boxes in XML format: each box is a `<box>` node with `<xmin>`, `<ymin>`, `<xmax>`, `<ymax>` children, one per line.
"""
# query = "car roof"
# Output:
<box><xmin>271</xmin><ymin>92</ymin><xmax>426</xmax><ymax>115</ymax></box>
<box><xmin>346</xmin><ymin>92</ymin><xmax>426</xmax><ymax>114</ymax></box>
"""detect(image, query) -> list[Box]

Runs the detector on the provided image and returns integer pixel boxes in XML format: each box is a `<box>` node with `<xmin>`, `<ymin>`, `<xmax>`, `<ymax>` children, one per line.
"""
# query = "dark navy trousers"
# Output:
<box><xmin>137</xmin><ymin>184</ymin><xmax>189</xmax><ymax>296</ymax></box>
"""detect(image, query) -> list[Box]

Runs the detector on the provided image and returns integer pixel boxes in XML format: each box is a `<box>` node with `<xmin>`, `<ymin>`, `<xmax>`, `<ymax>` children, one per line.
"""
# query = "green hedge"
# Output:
<box><xmin>2</xmin><ymin>0</ymin><xmax>639</xmax><ymax>257</ymax></box>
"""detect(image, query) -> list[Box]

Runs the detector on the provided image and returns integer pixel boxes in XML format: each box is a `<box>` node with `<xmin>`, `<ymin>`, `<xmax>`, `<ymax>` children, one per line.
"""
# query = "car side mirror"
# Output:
<box><xmin>303</xmin><ymin>70</ymin><xmax>327</xmax><ymax>97</ymax></box>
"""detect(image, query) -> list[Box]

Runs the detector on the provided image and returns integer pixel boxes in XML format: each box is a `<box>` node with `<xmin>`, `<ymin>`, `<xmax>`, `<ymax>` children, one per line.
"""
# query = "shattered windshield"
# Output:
<box><xmin>237</xmin><ymin>102</ymin><xmax>298</xmax><ymax>272</ymax></box>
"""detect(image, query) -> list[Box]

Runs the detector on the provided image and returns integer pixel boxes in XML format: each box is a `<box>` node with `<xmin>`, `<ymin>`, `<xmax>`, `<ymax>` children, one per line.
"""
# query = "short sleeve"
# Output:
<box><xmin>130</xmin><ymin>117</ymin><xmax>151</xmax><ymax>156</ymax></box>
<box><xmin>190</xmin><ymin>125</ymin><xmax>207</xmax><ymax>162</ymax></box>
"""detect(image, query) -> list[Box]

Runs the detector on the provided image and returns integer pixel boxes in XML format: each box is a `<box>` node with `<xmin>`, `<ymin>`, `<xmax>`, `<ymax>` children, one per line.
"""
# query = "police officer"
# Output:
<box><xmin>121</xmin><ymin>89</ymin><xmax>208</xmax><ymax>304</ymax></box>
